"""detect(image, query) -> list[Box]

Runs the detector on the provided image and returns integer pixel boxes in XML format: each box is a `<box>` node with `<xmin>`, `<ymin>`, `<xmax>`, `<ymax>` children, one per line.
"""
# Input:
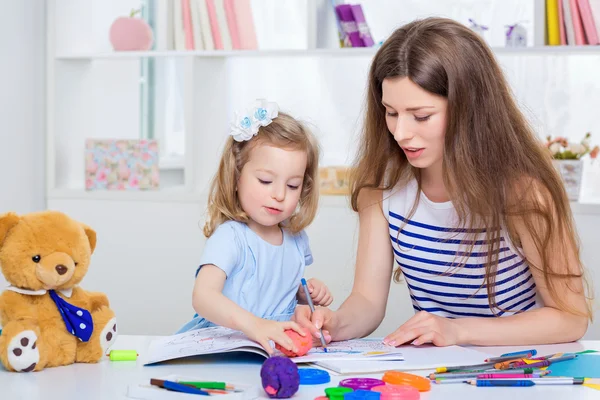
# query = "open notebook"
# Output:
<box><xmin>145</xmin><ymin>326</ymin><xmax>404</xmax><ymax>365</ymax></box>
<box><xmin>313</xmin><ymin>344</ymin><xmax>492</xmax><ymax>374</ymax></box>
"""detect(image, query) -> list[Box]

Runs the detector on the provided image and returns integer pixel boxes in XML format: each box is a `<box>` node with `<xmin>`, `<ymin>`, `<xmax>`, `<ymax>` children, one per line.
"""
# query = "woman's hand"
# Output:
<box><xmin>242</xmin><ymin>317</ymin><xmax>306</xmax><ymax>354</ymax></box>
<box><xmin>293</xmin><ymin>305</ymin><xmax>333</xmax><ymax>345</ymax></box>
<box><xmin>297</xmin><ymin>278</ymin><xmax>333</xmax><ymax>307</ymax></box>
<box><xmin>383</xmin><ymin>311</ymin><xmax>466</xmax><ymax>347</ymax></box>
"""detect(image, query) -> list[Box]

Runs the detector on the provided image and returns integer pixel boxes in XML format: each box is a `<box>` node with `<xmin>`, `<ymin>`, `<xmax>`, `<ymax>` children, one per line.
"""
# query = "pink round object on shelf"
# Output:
<box><xmin>371</xmin><ymin>384</ymin><xmax>420</xmax><ymax>400</ymax></box>
<box><xmin>109</xmin><ymin>15</ymin><xmax>154</xmax><ymax>51</ymax></box>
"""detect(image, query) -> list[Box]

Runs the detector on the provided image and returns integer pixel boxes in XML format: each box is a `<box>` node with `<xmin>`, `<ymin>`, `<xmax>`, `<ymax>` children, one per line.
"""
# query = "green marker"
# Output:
<box><xmin>108</xmin><ymin>350</ymin><xmax>138</xmax><ymax>361</ymax></box>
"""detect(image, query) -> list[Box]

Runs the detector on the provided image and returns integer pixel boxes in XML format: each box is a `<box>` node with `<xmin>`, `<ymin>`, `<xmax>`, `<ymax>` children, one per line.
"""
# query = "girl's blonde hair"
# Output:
<box><xmin>204</xmin><ymin>112</ymin><xmax>320</xmax><ymax>237</ymax></box>
<box><xmin>351</xmin><ymin>17</ymin><xmax>591</xmax><ymax>318</ymax></box>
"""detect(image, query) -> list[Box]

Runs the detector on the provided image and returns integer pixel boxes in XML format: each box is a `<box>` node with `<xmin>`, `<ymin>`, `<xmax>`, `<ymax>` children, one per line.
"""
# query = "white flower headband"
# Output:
<box><xmin>230</xmin><ymin>99</ymin><xmax>279</xmax><ymax>142</ymax></box>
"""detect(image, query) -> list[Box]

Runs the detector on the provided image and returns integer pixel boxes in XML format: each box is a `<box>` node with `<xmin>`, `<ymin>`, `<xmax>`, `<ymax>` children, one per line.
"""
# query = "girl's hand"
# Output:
<box><xmin>303</xmin><ymin>278</ymin><xmax>333</xmax><ymax>307</ymax></box>
<box><xmin>383</xmin><ymin>311</ymin><xmax>466</xmax><ymax>347</ymax></box>
<box><xmin>242</xmin><ymin>317</ymin><xmax>306</xmax><ymax>355</ymax></box>
<box><xmin>293</xmin><ymin>305</ymin><xmax>333</xmax><ymax>345</ymax></box>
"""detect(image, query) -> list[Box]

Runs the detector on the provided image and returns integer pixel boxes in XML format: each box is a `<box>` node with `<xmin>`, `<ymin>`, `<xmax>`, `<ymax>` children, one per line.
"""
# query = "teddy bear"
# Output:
<box><xmin>0</xmin><ymin>211</ymin><xmax>117</xmax><ymax>372</ymax></box>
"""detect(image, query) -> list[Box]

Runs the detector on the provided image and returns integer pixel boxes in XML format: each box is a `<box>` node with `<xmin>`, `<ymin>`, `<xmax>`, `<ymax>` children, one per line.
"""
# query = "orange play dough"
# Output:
<box><xmin>275</xmin><ymin>330</ymin><xmax>313</xmax><ymax>357</ymax></box>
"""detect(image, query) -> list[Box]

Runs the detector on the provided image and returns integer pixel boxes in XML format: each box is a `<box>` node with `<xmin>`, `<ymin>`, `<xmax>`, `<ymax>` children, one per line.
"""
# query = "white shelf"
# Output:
<box><xmin>44</xmin><ymin>188</ymin><xmax>600</xmax><ymax>214</ymax></box>
<box><xmin>46</xmin><ymin>187</ymin><xmax>352</xmax><ymax>206</ymax></box>
<box><xmin>571</xmin><ymin>198</ymin><xmax>600</xmax><ymax>215</ymax></box>
<box><xmin>54</xmin><ymin>46</ymin><xmax>600</xmax><ymax>60</ymax></box>
<box><xmin>55</xmin><ymin>48</ymin><xmax>379</xmax><ymax>60</ymax></box>
<box><xmin>159</xmin><ymin>155</ymin><xmax>185</xmax><ymax>170</ymax></box>
<box><xmin>47</xmin><ymin>188</ymin><xmax>205</xmax><ymax>203</ymax></box>
<box><xmin>492</xmin><ymin>45</ymin><xmax>600</xmax><ymax>54</ymax></box>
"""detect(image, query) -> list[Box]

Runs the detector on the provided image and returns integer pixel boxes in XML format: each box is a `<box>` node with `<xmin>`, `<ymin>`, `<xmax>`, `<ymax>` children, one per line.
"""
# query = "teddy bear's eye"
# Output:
<box><xmin>74</xmin><ymin>262</ymin><xmax>78</xmax><ymax>266</ymax></box>
<box><xmin>32</xmin><ymin>255</ymin><xmax>41</xmax><ymax>263</ymax></box>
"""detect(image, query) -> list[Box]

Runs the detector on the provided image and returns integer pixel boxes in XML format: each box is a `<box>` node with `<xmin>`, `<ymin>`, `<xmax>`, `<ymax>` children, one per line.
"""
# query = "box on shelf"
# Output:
<box><xmin>85</xmin><ymin>139</ymin><xmax>160</xmax><ymax>191</ymax></box>
<box><xmin>319</xmin><ymin>166</ymin><xmax>351</xmax><ymax>195</ymax></box>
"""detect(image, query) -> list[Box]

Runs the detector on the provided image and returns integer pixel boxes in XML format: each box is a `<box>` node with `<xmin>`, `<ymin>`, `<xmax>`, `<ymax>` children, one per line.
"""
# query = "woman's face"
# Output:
<box><xmin>382</xmin><ymin>77</ymin><xmax>448</xmax><ymax>172</ymax></box>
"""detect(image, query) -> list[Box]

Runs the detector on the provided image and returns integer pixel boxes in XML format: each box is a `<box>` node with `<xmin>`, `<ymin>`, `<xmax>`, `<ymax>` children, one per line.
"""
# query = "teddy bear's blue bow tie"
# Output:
<box><xmin>48</xmin><ymin>290</ymin><xmax>94</xmax><ymax>342</ymax></box>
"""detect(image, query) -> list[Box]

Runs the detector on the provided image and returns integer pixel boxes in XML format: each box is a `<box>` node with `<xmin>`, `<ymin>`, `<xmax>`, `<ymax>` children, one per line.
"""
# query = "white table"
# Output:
<box><xmin>1</xmin><ymin>336</ymin><xmax>599</xmax><ymax>400</ymax></box>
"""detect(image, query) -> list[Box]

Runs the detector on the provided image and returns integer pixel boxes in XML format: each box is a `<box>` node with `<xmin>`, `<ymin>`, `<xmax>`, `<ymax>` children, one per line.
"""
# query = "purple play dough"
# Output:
<box><xmin>260</xmin><ymin>356</ymin><xmax>300</xmax><ymax>398</ymax></box>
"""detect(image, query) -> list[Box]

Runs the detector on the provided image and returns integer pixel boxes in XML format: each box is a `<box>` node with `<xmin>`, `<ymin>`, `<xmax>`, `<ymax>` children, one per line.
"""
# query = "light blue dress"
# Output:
<box><xmin>177</xmin><ymin>220</ymin><xmax>313</xmax><ymax>333</ymax></box>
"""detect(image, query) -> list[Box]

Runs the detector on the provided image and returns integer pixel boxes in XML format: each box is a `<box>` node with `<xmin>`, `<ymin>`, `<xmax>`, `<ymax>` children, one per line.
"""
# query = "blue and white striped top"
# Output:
<box><xmin>383</xmin><ymin>179</ymin><xmax>541</xmax><ymax>318</ymax></box>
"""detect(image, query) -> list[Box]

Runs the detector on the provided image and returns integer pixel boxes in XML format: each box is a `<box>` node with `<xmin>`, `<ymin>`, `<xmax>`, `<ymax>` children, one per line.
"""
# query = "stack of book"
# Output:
<box><xmin>332</xmin><ymin>1</ymin><xmax>375</xmax><ymax>47</ymax></box>
<box><xmin>546</xmin><ymin>0</ymin><xmax>600</xmax><ymax>45</ymax></box>
<box><xmin>158</xmin><ymin>0</ymin><xmax>258</xmax><ymax>51</ymax></box>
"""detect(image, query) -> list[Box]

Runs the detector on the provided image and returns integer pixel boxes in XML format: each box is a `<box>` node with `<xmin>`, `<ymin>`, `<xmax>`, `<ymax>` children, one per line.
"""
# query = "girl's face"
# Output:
<box><xmin>382</xmin><ymin>77</ymin><xmax>448</xmax><ymax>173</ymax></box>
<box><xmin>237</xmin><ymin>143</ymin><xmax>307</xmax><ymax>231</ymax></box>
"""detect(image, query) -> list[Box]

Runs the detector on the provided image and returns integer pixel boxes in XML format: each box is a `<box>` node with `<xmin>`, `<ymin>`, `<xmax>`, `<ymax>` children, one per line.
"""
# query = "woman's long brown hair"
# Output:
<box><xmin>351</xmin><ymin>17</ymin><xmax>591</xmax><ymax>317</ymax></box>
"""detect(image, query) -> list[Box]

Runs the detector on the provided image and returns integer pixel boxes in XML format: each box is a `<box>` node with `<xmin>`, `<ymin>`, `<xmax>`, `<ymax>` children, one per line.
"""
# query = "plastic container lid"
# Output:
<box><xmin>339</xmin><ymin>378</ymin><xmax>386</xmax><ymax>390</ymax></box>
<box><xmin>299</xmin><ymin>368</ymin><xmax>331</xmax><ymax>385</ymax></box>
<box><xmin>382</xmin><ymin>371</ymin><xmax>431</xmax><ymax>392</ymax></box>
<box><xmin>325</xmin><ymin>386</ymin><xmax>354</xmax><ymax>400</ymax></box>
<box><xmin>343</xmin><ymin>389</ymin><xmax>381</xmax><ymax>399</ymax></box>
<box><xmin>372</xmin><ymin>384</ymin><xmax>420</xmax><ymax>400</ymax></box>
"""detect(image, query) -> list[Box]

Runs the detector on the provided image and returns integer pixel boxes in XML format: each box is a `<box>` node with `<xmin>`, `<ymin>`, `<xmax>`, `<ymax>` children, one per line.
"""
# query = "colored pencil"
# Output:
<box><xmin>179</xmin><ymin>381</ymin><xmax>237</xmax><ymax>390</ymax></box>
<box><xmin>429</xmin><ymin>367</ymin><xmax>539</xmax><ymax>380</ymax></box>
<box><xmin>485</xmin><ymin>351</ymin><xmax>535</xmax><ymax>363</ymax></box>
<box><xmin>150</xmin><ymin>379</ymin><xmax>210</xmax><ymax>396</ymax></box>
<box><xmin>435</xmin><ymin>362</ymin><xmax>496</xmax><ymax>373</ymax></box>
<box><xmin>468</xmin><ymin>378</ymin><xmax>585</xmax><ymax>387</ymax></box>
<box><xmin>301</xmin><ymin>278</ymin><xmax>328</xmax><ymax>351</ymax></box>
<box><xmin>494</xmin><ymin>358</ymin><xmax>525</xmax><ymax>369</ymax></box>
<box><xmin>477</xmin><ymin>373</ymin><xmax>546</xmax><ymax>379</ymax></box>
<box><xmin>510</xmin><ymin>354</ymin><xmax>577</xmax><ymax>369</ymax></box>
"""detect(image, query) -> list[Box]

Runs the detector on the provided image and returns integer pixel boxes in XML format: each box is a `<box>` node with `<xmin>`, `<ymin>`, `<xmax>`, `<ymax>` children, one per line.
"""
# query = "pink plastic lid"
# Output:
<box><xmin>371</xmin><ymin>384</ymin><xmax>420</xmax><ymax>400</ymax></box>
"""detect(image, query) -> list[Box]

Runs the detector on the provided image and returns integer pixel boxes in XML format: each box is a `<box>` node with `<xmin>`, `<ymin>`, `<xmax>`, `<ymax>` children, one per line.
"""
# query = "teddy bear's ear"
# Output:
<box><xmin>82</xmin><ymin>224</ymin><xmax>97</xmax><ymax>254</ymax></box>
<box><xmin>0</xmin><ymin>212</ymin><xmax>20</xmax><ymax>248</ymax></box>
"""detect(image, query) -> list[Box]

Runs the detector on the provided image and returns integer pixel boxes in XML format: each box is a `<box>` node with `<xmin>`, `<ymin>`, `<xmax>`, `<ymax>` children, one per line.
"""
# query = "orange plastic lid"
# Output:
<box><xmin>382</xmin><ymin>371</ymin><xmax>431</xmax><ymax>392</ymax></box>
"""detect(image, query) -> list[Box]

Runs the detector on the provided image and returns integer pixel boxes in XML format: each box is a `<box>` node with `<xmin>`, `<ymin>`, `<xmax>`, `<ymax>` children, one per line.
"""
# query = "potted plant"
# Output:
<box><xmin>546</xmin><ymin>133</ymin><xmax>599</xmax><ymax>201</ymax></box>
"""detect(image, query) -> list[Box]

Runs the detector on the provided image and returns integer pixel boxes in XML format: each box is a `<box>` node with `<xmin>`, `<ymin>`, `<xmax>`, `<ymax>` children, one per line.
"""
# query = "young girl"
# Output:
<box><xmin>178</xmin><ymin>100</ymin><xmax>332</xmax><ymax>354</ymax></box>
<box><xmin>295</xmin><ymin>18</ymin><xmax>591</xmax><ymax>347</ymax></box>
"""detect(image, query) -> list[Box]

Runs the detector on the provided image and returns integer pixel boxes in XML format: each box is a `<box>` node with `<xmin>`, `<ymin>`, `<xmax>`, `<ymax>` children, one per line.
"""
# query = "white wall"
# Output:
<box><xmin>0</xmin><ymin>0</ymin><xmax>46</xmax><ymax>290</ymax></box>
<box><xmin>46</xmin><ymin>196</ymin><xmax>600</xmax><ymax>340</ymax></box>
<box><xmin>6</xmin><ymin>0</ymin><xmax>600</xmax><ymax>343</ymax></box>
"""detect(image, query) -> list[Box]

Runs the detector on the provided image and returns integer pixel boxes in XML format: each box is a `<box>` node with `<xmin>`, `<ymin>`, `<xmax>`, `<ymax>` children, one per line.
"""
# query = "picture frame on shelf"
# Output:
<box><xmin>85</xmin><ymin>139</ymin><xmax>160</xmax><ymax>191</ymax></box>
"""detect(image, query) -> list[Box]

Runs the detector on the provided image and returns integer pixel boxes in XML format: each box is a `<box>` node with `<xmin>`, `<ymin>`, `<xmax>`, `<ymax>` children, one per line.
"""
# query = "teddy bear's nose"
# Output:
<box><xmin>55</xmin><ymin>265</ymin><xmax>68</xmax><ymax>275</ymax></box>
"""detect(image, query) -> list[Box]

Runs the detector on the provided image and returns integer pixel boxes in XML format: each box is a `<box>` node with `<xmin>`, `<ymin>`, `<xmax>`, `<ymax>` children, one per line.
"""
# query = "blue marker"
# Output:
<box><xmin>500</xmin><ymin>349</ymin><xmax>537</xmax><ymax>358</ymax></box>
<box><xmin>485</xmin><ymin>348</ymin><xmax>538</xmax><ymax>362</ymax></box>
<box><xmin>301</xmin><ymin>278</ymin><xmax>328</xmax><ymax>352</ymax></box>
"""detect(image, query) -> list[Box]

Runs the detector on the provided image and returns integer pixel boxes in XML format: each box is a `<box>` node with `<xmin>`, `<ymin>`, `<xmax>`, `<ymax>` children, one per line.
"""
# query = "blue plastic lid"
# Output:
<box><xmin>298</xmin><ymin>368</ymin><xmax>331</xmax><ymax>385</ymax></box>
<box><xmin>344</xmin><ymin>390</ymin><xmax>381</xmax><ymax>399</ymax></box>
